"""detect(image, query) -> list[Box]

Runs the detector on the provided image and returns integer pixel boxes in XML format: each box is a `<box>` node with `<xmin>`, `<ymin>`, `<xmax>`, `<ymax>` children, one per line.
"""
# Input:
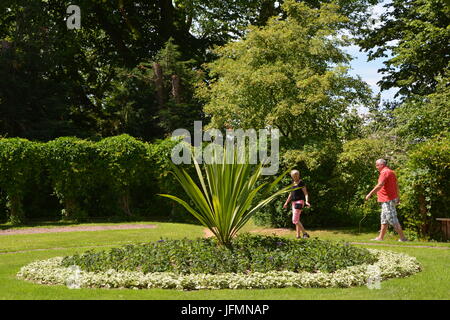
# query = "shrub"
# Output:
<box><xmin>254</xmin><ymin>141</ymin><xmax>348</xmax><ymax>228</ymax></box>
<box><xmin>333</xmin><ymin>138</ymin><xmax>399</xmax><ymax>228</ymax></box>
<box><xmin>158</xmin><ymin>145</ymin><xmax>291</xmax><ymax>246</ymax></box>
<box><xmin>398</xmin><ymin>133</ymin><xmax>450</xmax><ymax>240</ymax></box>
<box><xmin>0</xmin><ymin>135</ymin><xmax>195</xmax><ymax>222</ymax></box>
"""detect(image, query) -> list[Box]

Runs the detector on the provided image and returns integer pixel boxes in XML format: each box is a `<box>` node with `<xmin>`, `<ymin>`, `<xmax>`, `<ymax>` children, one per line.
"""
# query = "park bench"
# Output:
<box><xmin>436</xmin><ymin>218</ymin><xmax>450</xmax><ymax>240</ymax></box>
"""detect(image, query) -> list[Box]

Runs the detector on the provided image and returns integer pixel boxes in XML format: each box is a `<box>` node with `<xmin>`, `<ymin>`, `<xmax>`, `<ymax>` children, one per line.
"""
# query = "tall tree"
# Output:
<box><xmin>199</xmin><ymin>0</ymin><xmax>372</xmax><ymax>144</ymax></box>
<box><xmin>100</xmin><ymin>40</ymin><xmax>204</xmax><ymax>140</ymax></box>
<box><xmin>358</xmin><ymin>0</ymin><xmax>450</xmax><ymax>98</ymax></box>
<box><xmin>0</xmin><ymin>0</ymin><xmax>379</xmax><ymax>140</ymax></box>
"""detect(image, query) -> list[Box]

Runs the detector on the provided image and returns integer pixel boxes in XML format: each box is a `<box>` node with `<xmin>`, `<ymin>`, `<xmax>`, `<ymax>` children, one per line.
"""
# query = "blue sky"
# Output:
<box><xmin>344</xmin><ymin>45</ymin><xmax>398</xmax><ymax>103</ymax></box>
<box><xmin>342</xmin><ymin>0</ymin><xmax>399</xmax><ymax>104</ymax></box>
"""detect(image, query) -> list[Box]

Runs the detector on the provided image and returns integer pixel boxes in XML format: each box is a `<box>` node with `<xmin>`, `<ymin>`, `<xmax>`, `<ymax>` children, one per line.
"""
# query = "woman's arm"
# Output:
<box><xmin>303</xmin><ymin>186</ymin><xmax>310</xmax><ymax>207</ymax></box>
<box><xmin>283</xmin><ymin>193</ymin><xmax>292</xmax><ymax>208</ymax></box>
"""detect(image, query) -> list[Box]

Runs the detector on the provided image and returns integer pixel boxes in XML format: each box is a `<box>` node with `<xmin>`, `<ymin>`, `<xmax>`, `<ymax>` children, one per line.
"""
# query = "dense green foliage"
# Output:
<box><xmin>0</xmin><ymin>135</ymin><xmax>190</xmax><ymax>223</ymax></box>
<box><xmin>398</xmin><ymin>134</ymin><xmax>450</xmax><ymax>240</ymax></box>
<box><xmin>198</xmin><ymin>0</ymin><xmax>377</xmax><ymax>230</ymax></box>
<box><xmin>0</xmin><ymin>0</ymin><xmax>379</xmax><ymax>141</ymax></box>
<box><xmin>99</xmin><ymin>40</ymin><xmax>205</xmax><ymax>140</ymax></box>
<box><xmin>0</xmin><ymin>2</ymin><xmax>206</xmax><ymax>141</ymax></box>
<box><xmin>61</xmin><ymin>234</ymin><xmax>377</xmax><ymax>274</ymax></box>
<box><xmin>96</xmin><ymin>135</ymin><xmax>149</xmax><ymax>216</ymax></box>
<box><xmin>0</xmin><ymin>1</ymin><xmax>448</xmax><ymax>240</ymax></box>
<box><xmin>358</xmin><ymin>0</ymin><xmax>449</xmax><ymax>98</ymax></box>
<box><xmin>333</xmin><ymin>138</ymin><xmax>397</xmax><ymax>226</ymax></box>
<box><xmin>254</xmin><ymin>138</ymin><xmax>397</xmax><ymax>229</ymax></box>
<box><xmin>46</xmin><ymin>138</ymin><xmax>102</xmax><ymax>220</ymax></box>
<box><xmin>393</xmin><ymin>76</ymin><xmax>450</xmax><ymax>144</ymax></box>
<box><xmin>0</xmin><ymin>138</ymin><xmax>42</xmax><ymax>223</ymax></box>
<box><xmin>200</xmin><ymin>0</ymin><xmax>372</xmax><ymax>141</ymax></box>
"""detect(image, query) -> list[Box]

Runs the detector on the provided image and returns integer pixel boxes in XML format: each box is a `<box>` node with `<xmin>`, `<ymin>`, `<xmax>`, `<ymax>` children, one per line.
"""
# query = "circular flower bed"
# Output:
<box><xmin>17</xmin><ymin>235</ymin><xmax>421</xmax><ymax>290</ymax></box>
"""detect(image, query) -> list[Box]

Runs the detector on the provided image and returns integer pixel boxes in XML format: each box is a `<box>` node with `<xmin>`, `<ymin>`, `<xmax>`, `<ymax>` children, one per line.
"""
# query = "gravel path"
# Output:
<box><xmin>0</xmin><ymin>224</ymin><xmax>157</xmax><ymax>235</ymax></box>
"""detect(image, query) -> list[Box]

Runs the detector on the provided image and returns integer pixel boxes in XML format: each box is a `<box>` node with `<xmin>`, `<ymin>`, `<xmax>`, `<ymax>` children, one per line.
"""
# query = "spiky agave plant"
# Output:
<box><xmin>158</xmin><ymin>145</ymin><xmax>294</xmax><ymax>246</ymax></box>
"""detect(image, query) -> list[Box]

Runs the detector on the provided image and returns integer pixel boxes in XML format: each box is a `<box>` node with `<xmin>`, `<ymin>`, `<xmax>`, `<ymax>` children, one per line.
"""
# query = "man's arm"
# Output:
<box><xmin>365</xmin><ymin>180</ymin><xmax>385</xmax><ymax>201</ymax></box>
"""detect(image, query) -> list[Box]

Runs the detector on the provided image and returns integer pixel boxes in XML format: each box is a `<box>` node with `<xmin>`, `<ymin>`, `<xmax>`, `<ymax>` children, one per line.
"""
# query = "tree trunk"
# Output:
<box><xmin>153</xmin><ymin>62</ymin><xmax>165</xmax><ymax>109</ymax></box>
<box><xmin>8</xmin><ymin>193</ymin><xmax>24</xmax><ymax>224</ymax></box>
<box><xmin>119</xmin><ymin>189</ymin><xmax>132</xmax><ymax>216</ymax></box>
<box><xmin>63</xmin><ymin>198</ymin><xmax>77</xmax><ymax>220</ymax></box>
<box><xmin>171</xmin><ymin>74</ymin><xmax>181</xmax><ymax>103</ymax></box>
<box><xmin>158</xmin><ymin>0</ymin><xmax>175</xmax><ymax>43</ymax></box>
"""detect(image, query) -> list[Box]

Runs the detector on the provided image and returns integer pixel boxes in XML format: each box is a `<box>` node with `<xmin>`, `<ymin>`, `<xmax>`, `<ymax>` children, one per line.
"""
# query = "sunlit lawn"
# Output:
<box><xmin>0</xmin><ymin>219</ymin><xmax>449</xmax><ymax>300</ymax></box>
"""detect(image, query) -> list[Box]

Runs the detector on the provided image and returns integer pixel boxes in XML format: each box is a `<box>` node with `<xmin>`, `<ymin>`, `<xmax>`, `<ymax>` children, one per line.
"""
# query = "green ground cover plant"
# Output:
<box><xmin>61</xmin><ymin>234</ymin><xmax>376</xmax><ymax>274</ymax></box>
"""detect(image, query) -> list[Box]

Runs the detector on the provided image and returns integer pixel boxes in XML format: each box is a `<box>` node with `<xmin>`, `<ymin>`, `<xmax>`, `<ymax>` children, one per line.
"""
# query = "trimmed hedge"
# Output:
<box><xmin>96</xmin><ymin>135</ymin><xmax>150</xmax><ymax>217</ymax></box>
<box><xmin>0</xmin><ymin>135</ymin><xmax>186</xmax><ymax>223</ymax></box>
<box><xmin>0</xmin><ymin>138</ymin><xmax>43</xmax><ymax>223</ymax></box>
<box><xmin>46</xmin><ymin>137</ymin><xmax>102</xmax><ymax>220</ymax></box>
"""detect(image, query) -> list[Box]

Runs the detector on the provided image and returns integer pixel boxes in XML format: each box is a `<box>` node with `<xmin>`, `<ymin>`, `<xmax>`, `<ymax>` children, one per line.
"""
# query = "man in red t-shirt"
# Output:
<box><xmin>365</xmin><ymin>159</ymin><xmax>407</xmax><ymax>241</ymax></box>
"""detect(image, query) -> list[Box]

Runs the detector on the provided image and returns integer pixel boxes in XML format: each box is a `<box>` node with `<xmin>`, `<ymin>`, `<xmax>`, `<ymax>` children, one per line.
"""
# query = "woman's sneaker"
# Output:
<box><xmin>302</xmin><ymin>233</ymin><xmax>310</xmax><ymax>239</ymax></box>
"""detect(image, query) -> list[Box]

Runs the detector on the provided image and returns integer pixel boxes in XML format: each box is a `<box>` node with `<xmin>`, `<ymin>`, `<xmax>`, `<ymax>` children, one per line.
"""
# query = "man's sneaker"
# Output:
<box><xmin>398</xmin><ymin>238</ymin><xmax>408</xmax><ymax>242</ymax></box>
<box><xmin>371</xmin><ymin>238</ymin><xmax>383</xmax><ymax>241</ymax></box>
<box><xmin>302</xmin><ymin>233</ymin><xmax>310</xmax><ymax>239</ymax></box>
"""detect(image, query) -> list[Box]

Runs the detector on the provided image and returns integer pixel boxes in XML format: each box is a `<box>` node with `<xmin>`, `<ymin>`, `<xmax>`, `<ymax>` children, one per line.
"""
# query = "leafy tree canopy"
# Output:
<box><xmin>358</xmin><ymin>0</ymin><xmax>450</xmax><ymax>98</ymax></box>
<box><xmin>199</xmin><ymin>0</ymin><xmax>373</xmax><ymax>146</ymax></box>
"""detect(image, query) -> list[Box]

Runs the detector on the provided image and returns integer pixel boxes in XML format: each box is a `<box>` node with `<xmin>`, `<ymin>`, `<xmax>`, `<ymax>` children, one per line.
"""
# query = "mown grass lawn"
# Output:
<box><xmin>0</xmin><ymin>220</ymin><xmax>449</xmax><ymax>300</ymax></box>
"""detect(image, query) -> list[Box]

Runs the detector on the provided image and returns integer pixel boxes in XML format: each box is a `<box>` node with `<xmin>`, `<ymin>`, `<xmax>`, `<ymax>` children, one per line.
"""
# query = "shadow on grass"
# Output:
<box><xmin>314</xmin><ymin>226</ymin><xmax>378</xmax><ymax>236</ymax></box>
<box><xmin>261</xmin><ymin>225</ymin><xmax>378</xmax><ymax>236</ymax></box>
<box><xmin>0</xmin><ymin>214</ymin><xmax>203</xmax><ymax>231</ymax></box>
